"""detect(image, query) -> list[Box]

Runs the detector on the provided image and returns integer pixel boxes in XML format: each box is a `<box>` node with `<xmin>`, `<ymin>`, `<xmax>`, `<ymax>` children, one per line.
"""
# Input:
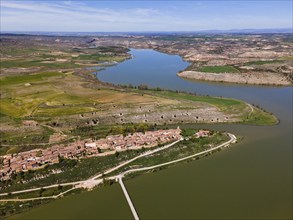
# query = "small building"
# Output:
<box><xmin>85</xmin><ymin>142</ymin><xmax>96</xmax><ymax>148</ymax></box>
<box><xmin>195</xmin><ymin>130</ymin><xmax>210</xmax><ymax>138</ymax></box>
<box><xmin>22</xmin><ymin>120</ymin><xmax>38</xmax><ymax>127</ymax></box>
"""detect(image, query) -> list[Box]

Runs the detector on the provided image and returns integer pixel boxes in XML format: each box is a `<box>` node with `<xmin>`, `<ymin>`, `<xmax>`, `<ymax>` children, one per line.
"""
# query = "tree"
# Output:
<box><xmin>138</xmin><ymin>84</ymin><xmax>149</xmax><ymax>90</ymax></box>
<box><xmin>36</xmin><ymin>150</ymin><xmax>43</xmax><ymax>157</ymax></box>
<box><xmin>97</xmin><ymin>147</ymin><xmax>102</xmax><ymax>153</ymax></box>
<box><xmin>58</xmin><ymin>155</ymin><xmax>64</xmax><ymax>163</ymax></box>
<box><xmin>58</xmin><ymin>185</ymin><xmax>63</xmax><ymax>191</ymax></box>
<box><xmin>115</xmin><ymin>151</ymin><xmax>119</xmax><ymax>158</ymax></box>
<box><xmin>39</xmin><ymin>188</ymin><xmax>45</xmax><ymax>197</ymax></box>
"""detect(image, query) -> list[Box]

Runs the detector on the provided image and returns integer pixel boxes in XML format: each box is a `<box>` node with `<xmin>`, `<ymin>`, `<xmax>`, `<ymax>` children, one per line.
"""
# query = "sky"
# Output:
<box><xmin>1</xmin><ymin>0</ymin><xmax>292</xmax><ymax>32</ymax></box>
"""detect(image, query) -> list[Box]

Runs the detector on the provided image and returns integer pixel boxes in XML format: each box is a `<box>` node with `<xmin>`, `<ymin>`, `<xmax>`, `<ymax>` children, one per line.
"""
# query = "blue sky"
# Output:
<box><xmin>1</xmin><ymin>0</ymin><xmax>292</xmax><ymax>32</ymax></box>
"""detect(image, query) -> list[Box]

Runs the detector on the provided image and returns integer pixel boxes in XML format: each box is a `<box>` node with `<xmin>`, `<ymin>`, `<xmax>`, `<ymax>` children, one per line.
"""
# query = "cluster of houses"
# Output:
<box><xmin>0</xmin><ymin>127</ymin><xmax>181</xmax><ymax>181</ymax></box>
<box><xmin>94</xmin><ymin>128</ymin><xmax>181</xmax><ymax>150</ymax></box>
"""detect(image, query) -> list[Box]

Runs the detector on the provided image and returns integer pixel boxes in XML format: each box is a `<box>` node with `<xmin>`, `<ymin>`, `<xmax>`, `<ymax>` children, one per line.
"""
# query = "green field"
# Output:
<box><xmin>198</xmin><ymin>65</ymin><xmax>240</xmax><ymax>73</ymax></box>
<box><xmin>246</xmin><ymin>60</ymin><xmax>284</xmax><ymax>65</ymax></box>
<box><xmin>281</xmin><ymin>56</ymin><xmax>293</xmax><ymax>61</ymax></box>
<box><xmin>153</xmin><ymin>90</ymin><xmax>241</xmax><ymax>107</ymax></box>
<box><xmin>73</xmin><ymin>54</ymin><xmax>126</xmax><ymax>62</ymax></box>
<box><xmin>0</xmin><ymin>45</ymin><xmax>129</xmax><ymax>73</ymax></box>
<box><xmin>0</xmin><ymin>59</ymin><xmax>80</xmax><ymax>69</ymax></box>
<box><xmin>242</xmin><ymin>107</ymin><xmax>278</xmax><ymax>125</ymax></box>
<box><xmin>0</xmin><ymin>72</ymin><xmax>62</xmax><ymax>85</ymax></box>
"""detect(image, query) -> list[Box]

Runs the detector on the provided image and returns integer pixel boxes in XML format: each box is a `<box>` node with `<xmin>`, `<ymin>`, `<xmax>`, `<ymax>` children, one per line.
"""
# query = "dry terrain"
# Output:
<box><xmin>178</xmin><ymin>70</ymin><xmax>290</xmax><ymax>85</ymax></box>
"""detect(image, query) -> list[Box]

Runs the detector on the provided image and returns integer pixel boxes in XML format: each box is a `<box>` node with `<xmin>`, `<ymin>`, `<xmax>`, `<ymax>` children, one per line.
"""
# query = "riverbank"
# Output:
<box><xmin>178</xmin><ymin>70</ymin><xmax>292</xmax><ymax>86</ymax></box>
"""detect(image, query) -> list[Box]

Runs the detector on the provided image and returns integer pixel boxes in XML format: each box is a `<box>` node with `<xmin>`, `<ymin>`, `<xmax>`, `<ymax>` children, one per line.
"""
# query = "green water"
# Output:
<box><xmin>10</xmin><ymin>49</ymin><xmax>292</xmax><ymax>219</ymax></box>
<box><xmin>127</xmin><ymin>124</ymin><xmax>292</xmax><ymax>219</ymax></box>
<box><xmin>9</xmin><ymin>185</ymin><xmax>132</xmax><ymax>220</ymax></box>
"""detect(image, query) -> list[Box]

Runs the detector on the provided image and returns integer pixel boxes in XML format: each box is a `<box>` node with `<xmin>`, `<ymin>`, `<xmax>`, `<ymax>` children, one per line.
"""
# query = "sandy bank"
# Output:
<box><xmin>178</xmin><ymin>71</ymin><xmax>292</xmax><ymax>86</ymax></box>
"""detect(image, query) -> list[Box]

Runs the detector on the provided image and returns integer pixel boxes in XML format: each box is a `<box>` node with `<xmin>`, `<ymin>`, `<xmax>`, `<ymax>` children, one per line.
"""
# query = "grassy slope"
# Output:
<box><xmin>198</xmin><ymin>65</ymin><xmax>240</xmax><ymax>73</ymax></box>
<box><xmin>1</xmin><ymin>60</ymin><xmax>80</xmax><ymax>69</ymax></box>
<box><xmin>246</xmin><ymin>60</ymin><xmax>284</xmax><ymax>65</ymax></box>
<box><xmin>0</xmin><ymin>72</ymin><xmax>172</xmax><ymax>118</ymax></box>
<box><xmin>0</xmin><ymin>72</ymin><xmax>277</xmax><ymax>122</ymax></box>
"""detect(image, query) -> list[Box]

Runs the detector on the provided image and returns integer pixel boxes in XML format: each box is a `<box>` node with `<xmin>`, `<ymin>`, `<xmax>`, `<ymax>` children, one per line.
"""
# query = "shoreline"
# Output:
<box><xmin>177</xmin><ymin>70</ymin><xmax>292</xmax><ymax>86</ymax></box>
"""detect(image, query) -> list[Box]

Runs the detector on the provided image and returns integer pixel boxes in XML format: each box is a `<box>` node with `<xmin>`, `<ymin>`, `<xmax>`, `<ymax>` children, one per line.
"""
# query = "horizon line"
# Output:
<box><xmin>1</xmin><ymin>27</ymin><xmax>292</xmax><ymax>34</ymax></box>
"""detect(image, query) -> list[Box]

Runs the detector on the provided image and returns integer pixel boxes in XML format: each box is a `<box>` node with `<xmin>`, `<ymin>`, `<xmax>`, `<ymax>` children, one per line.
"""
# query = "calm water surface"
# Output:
<box><xmin>13</xmin><ymin>49</ymin><xmax>292</xmax><ymax>219</ymax></box>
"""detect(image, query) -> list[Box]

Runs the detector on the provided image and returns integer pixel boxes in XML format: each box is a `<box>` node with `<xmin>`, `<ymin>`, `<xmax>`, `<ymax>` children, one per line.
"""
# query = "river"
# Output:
<box><xmin>11</xmin><ymin>49</ymin><xmax>292</xmax><ymax>219</ymax></box>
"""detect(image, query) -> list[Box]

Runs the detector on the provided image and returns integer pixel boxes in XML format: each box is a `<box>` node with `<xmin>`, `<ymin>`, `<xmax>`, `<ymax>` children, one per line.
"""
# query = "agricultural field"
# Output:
<box><xmin>245</xmin><ymin>60</ymin><xmax>284</xmax><ymax>65</ymax></box>
<box><xmin>198</xmin><ymin>65</ymin><xmax>240</xmax><ymax>73</ymax></box>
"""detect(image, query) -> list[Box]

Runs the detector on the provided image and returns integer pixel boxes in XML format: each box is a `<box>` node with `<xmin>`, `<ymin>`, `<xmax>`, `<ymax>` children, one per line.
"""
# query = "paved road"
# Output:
<box><xmin>0</xmin><ymin>188</ymin><xmax>76</xmax><ymax>202</ymax></box>
<box><xmin>0</xmin><ymin>181</ymin><xmax>84</xmax><ymax>197</ymax></box>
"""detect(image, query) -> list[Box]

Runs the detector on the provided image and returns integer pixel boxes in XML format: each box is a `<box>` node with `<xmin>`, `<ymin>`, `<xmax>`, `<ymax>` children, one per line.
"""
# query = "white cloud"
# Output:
<box><xmin>133</xmin><ymin>8</ymin><xmax>159</xmax><ymax>16</ymax></box>
<box><xmin>0</xmin><ymin>0</ymin><xmax>291</xmax><ymax>32</ymax></box>
<box><xmin>0</xmin><ymin>1</ymin><xmax>172</xmax><ymax>31</ymax></box>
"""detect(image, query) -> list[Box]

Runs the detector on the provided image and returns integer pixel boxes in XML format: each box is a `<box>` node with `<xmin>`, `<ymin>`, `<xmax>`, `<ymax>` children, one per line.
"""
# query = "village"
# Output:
<box><xmin>0</xmin><ymin>127</ymin><xmax>184</xmax><ymax>181</ymax></box>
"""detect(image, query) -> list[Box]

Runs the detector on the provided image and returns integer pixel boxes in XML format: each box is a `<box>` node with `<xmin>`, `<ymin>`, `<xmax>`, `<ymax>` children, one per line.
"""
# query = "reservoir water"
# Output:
<box><xmin>12</xmin><ymin>49</ymin><xmax>292</xmax><ymax>219</ymax></box>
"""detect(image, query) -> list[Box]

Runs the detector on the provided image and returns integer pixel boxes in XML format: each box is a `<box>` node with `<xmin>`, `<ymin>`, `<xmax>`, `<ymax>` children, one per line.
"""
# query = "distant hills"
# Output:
<box><xmin>1</xmin><ymin>28</ymin><xmax>292</xmax><ymax>36</ymax></box>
